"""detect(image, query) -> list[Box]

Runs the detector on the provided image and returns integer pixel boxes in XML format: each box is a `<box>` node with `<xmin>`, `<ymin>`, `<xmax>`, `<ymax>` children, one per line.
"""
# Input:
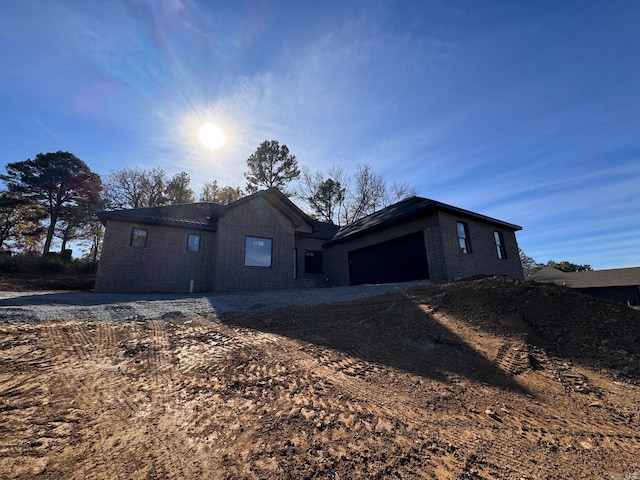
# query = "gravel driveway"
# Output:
<box><xmin>0</xmin><ymin>281</ymin><xmax>428</xmax><ymax>323</ymax></box>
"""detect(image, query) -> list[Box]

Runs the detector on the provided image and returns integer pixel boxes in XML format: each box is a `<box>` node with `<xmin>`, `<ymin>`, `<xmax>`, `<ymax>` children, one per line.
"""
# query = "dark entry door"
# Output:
<box><xmin>348</xmin><ymin>231</ymin><xmax>429</xmax><ymax>285</ymax></box>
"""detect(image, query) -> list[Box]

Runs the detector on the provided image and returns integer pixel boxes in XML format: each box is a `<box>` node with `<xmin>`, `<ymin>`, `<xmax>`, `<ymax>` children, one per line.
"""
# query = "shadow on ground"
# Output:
<box><xmin>220</xmin><ymin>290</ymin><xmax>530</xmax><ymax>394</ymax></box>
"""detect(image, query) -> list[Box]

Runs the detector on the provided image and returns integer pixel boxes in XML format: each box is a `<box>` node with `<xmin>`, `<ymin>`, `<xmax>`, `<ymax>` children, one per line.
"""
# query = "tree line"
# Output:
<box><xmin>519</xmin><ymin>249</ymin><xmax>592</xmax><ymax>277</ymax></box>
<box><xmin>0</xmin><ymin>141</ymin><xmax>417</xmax><ymax>257</ymax></box>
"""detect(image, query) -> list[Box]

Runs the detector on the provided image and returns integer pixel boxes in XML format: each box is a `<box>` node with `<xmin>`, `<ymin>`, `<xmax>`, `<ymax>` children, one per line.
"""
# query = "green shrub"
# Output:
<box><xmin>0</xmin><ymin>254</ymin><xmax>98</xmax><ymax>276</ymax></box>
<box><xmin>72</xmin><ymin>260</ymin><xmax>99</xmax><ymax>274</ymax></box>
<box><xmin>0</xmin><ymin>254</ymin><xmax>61</xmax><ymax>274</ymax></box>
<box><xmin>36</xmin><ymin>254</ymin><xmax>67</xmax><ymax>274</ymax></box>
<box><xmin>0</xmin><ymin>256</ymin><xmax>19</xmax><ymax>273</ymax></box>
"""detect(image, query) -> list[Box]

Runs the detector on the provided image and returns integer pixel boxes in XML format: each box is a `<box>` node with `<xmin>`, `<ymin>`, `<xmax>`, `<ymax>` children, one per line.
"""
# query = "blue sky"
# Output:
<box><xmin>1</xmin><ymin>0</ymin><xmax>639</xmax><ymax>269</ymax></box>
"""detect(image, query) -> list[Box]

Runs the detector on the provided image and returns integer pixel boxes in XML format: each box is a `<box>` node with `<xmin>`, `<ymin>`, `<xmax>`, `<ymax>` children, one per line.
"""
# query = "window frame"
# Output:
<box><xmin>304</xmin><ymin>249</ymin><xmax>324</xmax><ymax>274</ymax></box>
<box><xmin>244</xmin><ymin>236</ymin><xmax>273</xmax><ymax>268</ymax></box>
<box><xmin>130</xmin><ymin>228</ymin><xmax>148</xmax><ymax>248</ymax></box>
<box><xmin>494</xmin><ymin>231</ymin><xmax>507</xmax><ymax>259</ymax></box>
<box><xmin>457</xmin><ymin>221</ymin><xmax>472</xmax><ymax>254</ymax></box>
<box><xmin>187</xmin><ymin>234</ymin><xmax>201</xmax><ymax>252</ymax></box>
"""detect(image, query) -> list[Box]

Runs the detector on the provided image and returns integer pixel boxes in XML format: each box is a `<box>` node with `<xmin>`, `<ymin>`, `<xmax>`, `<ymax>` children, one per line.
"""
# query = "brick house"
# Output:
<box><xmin>95</xmin><ymin>189</ymin><xmax>523</xmax><ymax>293</ymax></box>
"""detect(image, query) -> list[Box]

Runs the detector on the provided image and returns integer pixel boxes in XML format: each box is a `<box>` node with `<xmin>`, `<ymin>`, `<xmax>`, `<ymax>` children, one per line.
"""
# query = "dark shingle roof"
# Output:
<box><xmin>98</xmin><ymin>191</ymin><xmax>522</xmax><ymax>244</ymax></box>
<box><xmin>325</xmin><ymin>196</ymin><xmax>522</xmax><ymax>245</ymax></box>
<box><xmin>98</xmin><ymin>203</ymin><xmax>222</xmax><ymax>231</ymax></box>
<box><xmin>531</xmin><ymin>266</ymin><xmax>640</xmax><ymax>288</ymax></box>
<box><xmin>306</xmin><ymin>219</ymin><xmax>340</xmax><ymax>240</ymax></box>
<box><xmin>97</xmin><ymin>189</ymin><xmax>320</xmax><ymax>235</ymax></box>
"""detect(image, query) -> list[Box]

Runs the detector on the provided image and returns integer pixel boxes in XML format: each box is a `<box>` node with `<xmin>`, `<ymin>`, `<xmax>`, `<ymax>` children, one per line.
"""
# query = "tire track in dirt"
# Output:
<box><xmin>293</xmin><ymin>343</ymin><xmax>432</xmax><ymax>427</ymax></box>
<box><xmin>214</xmin><ymin>310</ymin><xmax>466</xmax><ymax>477</ymax></box>
<box><xmin>489</xmin><ymin>335</ymin><xmax>640</xmax><ymax>461</ymax></box>
<box><xmin>252</xmin><ymin>303</ymin><xmax>635</xmax><ymax>478</ymax></box>
<box><xmin>213</xmin><ymin>287</ymin><xmax>640</xmax><ymax>478</ymax></box>
<box><xmin>426</xmin><ymin>308</ymin><xmax>640</xmax><ymax>475</ymax></box>
<box><xmin>34</xmin><ymin>322</ymin><xmax>192</xmax><ymax>479</ymax></box>
<box><xmin>0</xmin><ymin>324</ymin><xmax>80</xmax><ymax>478</ymax></box>
<box><xmin>48</xmin><ymin>320</ymin><xmax>208</xmax><ymax>479</ymax></box>
<box><xmin>146</xmin><ymin>319</ymin><xmax>172</xmax><ymax>378</ymax></box>
<box><xmin>95</xmin><ymin>321</ymin><xmax>118</xmax><ymax>357</ymax></box>
<box><xmin>40</xmin><ymin>321</ymin><xmax>94</xmax><ymax>361</ymax></box>
<box><xmin>3</xmin><ymin>278</ymin><xmax>640</xmax><ymax>479</ymax></box>
<box><xmin>214</xmin><ymin>335</ymin><xmax>459</xmax><ymax>478</ymax></box>
<box><xmin>134</xmin><ymin>319</ymin><xmax>206</xmax><ymax>480</ymax></box>
<box><xmin>173</xmin><ymin>319</ymin><xmax>282</xmax><ymax>376</ymax></box>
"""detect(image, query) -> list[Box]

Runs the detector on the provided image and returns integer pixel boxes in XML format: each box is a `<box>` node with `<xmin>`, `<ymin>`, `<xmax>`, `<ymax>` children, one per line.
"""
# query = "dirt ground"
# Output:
<box><xmin>1</xmin><ymin>277</ymin><xmax>639</xmax><ymax>479</ymax></box>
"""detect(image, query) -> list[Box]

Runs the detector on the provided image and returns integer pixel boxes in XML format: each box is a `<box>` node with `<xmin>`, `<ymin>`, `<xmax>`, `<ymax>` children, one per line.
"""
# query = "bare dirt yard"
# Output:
<box><xmin>1</xmin><ymin>276</ymin><xmax>639</xmax><ymax>479</ymax></box>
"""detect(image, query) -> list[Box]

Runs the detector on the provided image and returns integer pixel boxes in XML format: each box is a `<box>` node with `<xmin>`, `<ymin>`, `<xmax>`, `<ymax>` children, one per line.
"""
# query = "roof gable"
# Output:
<box><xmin>224</xmin><ymin>188</ymin><xmax>315</xmax><ymax>233</ymax></box>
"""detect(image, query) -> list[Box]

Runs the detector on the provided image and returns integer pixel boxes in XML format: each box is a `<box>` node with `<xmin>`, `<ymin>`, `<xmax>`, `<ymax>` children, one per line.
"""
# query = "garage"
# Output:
<box><xmin>348</xmin><ymin>231</ymin><xmax>429</xmax><ymax>285</ymax></box>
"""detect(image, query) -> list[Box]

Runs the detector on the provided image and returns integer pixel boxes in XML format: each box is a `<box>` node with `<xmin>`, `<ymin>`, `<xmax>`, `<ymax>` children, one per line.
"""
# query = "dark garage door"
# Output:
<box><xmin>348</xmin><ymin>231</ymin><xmax>429</xmax><ymax>285</ymax></box>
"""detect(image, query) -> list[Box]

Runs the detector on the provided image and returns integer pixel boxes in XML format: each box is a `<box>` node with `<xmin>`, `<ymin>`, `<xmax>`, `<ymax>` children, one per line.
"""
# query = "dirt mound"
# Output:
<box><xmin>409</xmin><ymin>276</ymin><xmax>640</xmax><ymax>380</ymax></box>
<box><xmin>0</xmin><ymin>277</ymin><xmax>639</xmax><ymax>479</ymax></box>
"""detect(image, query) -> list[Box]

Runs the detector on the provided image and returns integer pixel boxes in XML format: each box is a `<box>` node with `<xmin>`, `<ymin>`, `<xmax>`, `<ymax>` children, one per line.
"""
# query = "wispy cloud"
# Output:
<box><xmin>32</xmin><ymin>118</ymin><xmax>60</xmax><ymax>141</ymax></box>
<box><xmin>2</xmin><ymin>1</ymin><xmax>639</xmax><ymax>269</ymax></box>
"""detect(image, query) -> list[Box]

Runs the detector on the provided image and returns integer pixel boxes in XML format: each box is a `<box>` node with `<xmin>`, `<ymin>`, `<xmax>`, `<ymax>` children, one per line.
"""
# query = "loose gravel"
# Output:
<box><xmin>0</xmin><ymin>281</ymin><xmax>428</xmax><ymax>323</ymax></box>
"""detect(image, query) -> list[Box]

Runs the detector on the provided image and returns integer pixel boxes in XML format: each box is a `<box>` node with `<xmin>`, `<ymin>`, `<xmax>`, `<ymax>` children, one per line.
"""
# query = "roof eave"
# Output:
<box><xmin>324</xmin><ymin>208</ymin><xmax>427</xmax><ymax>246</ymax></box>
<box><xmin>324</xmin><ymin>201</ymin><xmax>522</xmax><ymax>247</ymax></box>
<box><xmin>98</xmin><ymin>212</ymin><xmax>217</xmax><ymax>232</ymax></box>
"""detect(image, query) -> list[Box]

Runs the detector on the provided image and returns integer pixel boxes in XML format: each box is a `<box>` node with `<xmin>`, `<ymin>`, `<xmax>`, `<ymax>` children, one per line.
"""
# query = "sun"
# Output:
<box><xmin>197</xmin><ymin>122</ymin><xmax>227</xmax><ymax>150</ymax></box>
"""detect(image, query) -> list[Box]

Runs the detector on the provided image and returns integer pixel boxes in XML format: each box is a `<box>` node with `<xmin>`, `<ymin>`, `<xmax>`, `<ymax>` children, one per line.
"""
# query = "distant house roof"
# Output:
<box><xmin>530</xmin><ymin>266</ymin><xmax>640</xmax><ymax>289</ymax></box>
<box><xmin>97</xmin><ymin>188</ymin><xmax>336</xmax><ymax>237</ymax></box>
<box><xmin>324</xmin><ymin>196</ymin><xmax>522</xmax><ymax>246</ymax></box>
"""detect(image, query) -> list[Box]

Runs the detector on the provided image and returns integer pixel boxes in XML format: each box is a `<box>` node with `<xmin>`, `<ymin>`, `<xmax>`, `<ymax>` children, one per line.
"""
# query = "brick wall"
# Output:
<box><xmin>437</xmin><ymin>212</ymin><xmax>524</xmax><ymax>281</ymax></box>
<box><xmin>324</xmin><ymin>211</ymin><xmax>523</xmax><ymax>286</ymax></box>
<box><xmin>213</xmin><ymin>197</ymin><xmax>296</xmax><ymax>292</ymax></box>
<box><xmin>94</xmin><ymin>221</ymin><xmax>216</xmax><ymax>293</ymax></box>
